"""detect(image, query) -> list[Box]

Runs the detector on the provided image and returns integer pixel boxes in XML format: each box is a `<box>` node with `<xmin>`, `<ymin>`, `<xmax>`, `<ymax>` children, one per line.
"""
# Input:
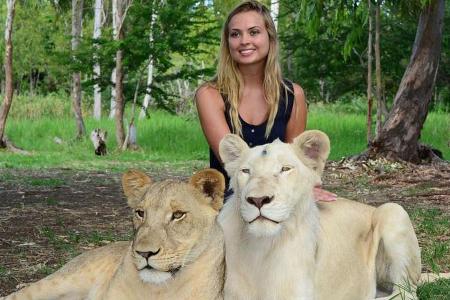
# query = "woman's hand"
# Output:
<box><xmin>313</xmin><ymin>186</ymin><xmax>337</xmax><ymax>202</ymax></box>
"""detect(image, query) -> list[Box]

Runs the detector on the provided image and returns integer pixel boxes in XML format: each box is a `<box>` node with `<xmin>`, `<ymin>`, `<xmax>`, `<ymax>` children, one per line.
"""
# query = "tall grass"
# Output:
<box><xmin>1</xmin><ymin>112</ymin><xmax>208</xmax><ymax>170</ymax></box>
<box><xmin>0</xmin><ymin>95</ymin><xmax>448</xmax><ymax>169</ymax></box>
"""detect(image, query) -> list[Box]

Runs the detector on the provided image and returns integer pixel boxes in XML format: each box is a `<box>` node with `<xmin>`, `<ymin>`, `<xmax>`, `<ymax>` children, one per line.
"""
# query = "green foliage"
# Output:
<box><xmin>73</xmin><ymin>0</ymin><xmax>219</xmax><ymax>113</ymax></box>
<box><xmin>1</xmin><ymin>0</ymin><xmax>449</xmax><ymax>111</ymax></box>
<box><xmin>418</xmin><ymin>278</ymin><xmax>450</xmax><ymax>300</ymax></box>
<box><xmin>278</xmin><ymin>0</ymin><xmax>449</xmax><ymax>110</ymax></box>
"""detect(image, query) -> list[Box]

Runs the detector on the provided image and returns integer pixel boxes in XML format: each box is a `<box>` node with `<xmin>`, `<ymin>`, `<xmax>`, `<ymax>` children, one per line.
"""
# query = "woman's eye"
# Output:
<box><xmin>135</xmin><ymin>209</ymin><xmax>144</xmax><ymax>218</ymax></box>
<box><xmin>230</xmin><ymin>31</ymin><xmax>240</xmax><ymax>38</ymax></box>
<box><xmin>281</xmin><ymin>166</ymin><xmax>292</xmax><ymax>172</ymax></box>
<box><xmin>250</xmin><ymin>29</ymin><xmax>259</xmax><ymax>36</ymax></box>
<box><xmin>241</xmin><ymin>168</ymin><xmax>250</xmax><ymax>174</ymax></box>
<box><xmin>172</xmin><ymin>211</ymin><xmax>186</xmax><ymax>220</ymax></box>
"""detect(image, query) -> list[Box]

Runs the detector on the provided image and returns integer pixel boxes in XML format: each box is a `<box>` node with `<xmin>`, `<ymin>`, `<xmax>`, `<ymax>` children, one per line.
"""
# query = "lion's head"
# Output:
<box><xmin>219</xmin><ymin>130</ymin><xmax>330</xmax><ymax>237</ymax></box>
<box><xmin>121</xmin><ymin>169</ymin><xmax>225</xmax><ymax>284</ymax></box>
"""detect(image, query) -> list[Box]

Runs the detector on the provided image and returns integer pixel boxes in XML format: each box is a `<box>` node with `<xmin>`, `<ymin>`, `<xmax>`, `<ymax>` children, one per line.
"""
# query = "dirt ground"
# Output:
<box><xmin>0</xmin><ymin>160</ymin><xmax>449</xmax><ymax>295</ymax></box>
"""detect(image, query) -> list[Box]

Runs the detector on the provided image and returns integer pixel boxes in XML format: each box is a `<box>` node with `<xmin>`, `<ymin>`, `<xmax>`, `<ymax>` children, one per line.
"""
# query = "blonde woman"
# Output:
<box><xmin>196</xmin><ymin>0</ymin><xmax>335</xmax><ymax>201</ymax></box>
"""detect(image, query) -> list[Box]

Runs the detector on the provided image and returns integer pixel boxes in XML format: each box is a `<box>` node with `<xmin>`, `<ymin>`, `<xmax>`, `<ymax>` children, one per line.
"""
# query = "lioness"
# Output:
<box><xmin>1</xmin><ymin>169</ymin><xmax>225</xmax><ymax>300</ymax></box>
<box><xmin>218</xmin><ymin>130</ymin><xmax>422</xmax><ymax>300</ymax></box>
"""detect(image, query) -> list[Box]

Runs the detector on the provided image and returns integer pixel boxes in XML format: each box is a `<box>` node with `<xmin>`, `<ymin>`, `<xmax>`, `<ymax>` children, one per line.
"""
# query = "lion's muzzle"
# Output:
<box><xmin>246</xmin><ymin>195</ymin><xmax>274</xmax><ymax>209</ymax></box>
<box><xmin>136</xmin><ymin>248</ymin><xmax>160</xmax><ymax>259</ymax></box>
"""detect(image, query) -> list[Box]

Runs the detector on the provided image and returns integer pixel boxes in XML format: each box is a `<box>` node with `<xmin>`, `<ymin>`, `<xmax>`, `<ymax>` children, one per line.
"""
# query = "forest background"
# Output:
<box><xmin>0</xmin><ymin>0</ymin><xmax>448</xmax><ymax>168</ymax></box>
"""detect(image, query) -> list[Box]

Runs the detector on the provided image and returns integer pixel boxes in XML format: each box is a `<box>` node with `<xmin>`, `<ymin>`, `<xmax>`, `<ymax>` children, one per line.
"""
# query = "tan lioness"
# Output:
<box><xmin>1</xmin><ymin>169</ymin><xmax>225</xmax><ymax>300</ymax></box>
<box><xmin>218</xmin><ymin>130</ymin><xmax>422</xmax><ymax>300</ymax></box>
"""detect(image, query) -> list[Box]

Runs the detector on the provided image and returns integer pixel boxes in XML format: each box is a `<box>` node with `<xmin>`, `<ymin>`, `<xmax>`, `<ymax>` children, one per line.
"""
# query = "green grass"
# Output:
<box><xmin>410</xmin><ymin>208</ymin><xmax>450</xmax><ymax>273</ymax></box>
<box><xmin>308</xmin><ymin>109</ymin><xmax>450</xmax><ymax>161</ymax></box>
<box><xmin>0</xmin><ymin>97</ymin><xmax>448</xmax><ymax>169</ymax></box>
<box><xmin>418</xmin><ymin>278</ymin><xmax>450</xmax><ymax>300</ymax></box>
<box><xmin>46</xmin><ymin>198</ymin><xmax>59</xmax><ymax>206</ymax></box>
<box><xmin>0</xmin><ymin>265</ymin><xmax>7</xmax><ymax>277</ymax></box>
<box><xmin>1</xmin><ymin>111</ymin><xmax>208</xmax><ymax>170</ymax></box>
<box><xmin>28</xmin><ymin>178</ymin><xmax>65</xmax><ymax>187</ymax></box>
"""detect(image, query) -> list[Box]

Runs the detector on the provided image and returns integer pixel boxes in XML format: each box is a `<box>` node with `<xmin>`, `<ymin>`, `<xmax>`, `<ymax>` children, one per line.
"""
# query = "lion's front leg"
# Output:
<box><xmin>223</xmin><ymin>270</ymin><xmax>257</xmax><ymax>300</ymax></box>
<box><xmin>261</xmin><ymin>243</ymin><xmax>316</xmax><ymax>300</ymax></box>
<box><xmin>1</xmin><ymin>274</ymin><xmax>91</xmax><ymax>300</ymax></box>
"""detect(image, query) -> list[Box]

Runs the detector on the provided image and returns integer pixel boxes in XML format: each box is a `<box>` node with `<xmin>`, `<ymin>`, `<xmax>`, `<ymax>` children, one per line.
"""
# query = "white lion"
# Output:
<box><xmin>1</xmin><ymin>169</ymin><xmax>225</xmax><ymax>300</ymax></box>
<box><xmin>218</xmin><ymin>130</ymin><xmax>422</xmax><ymax>300</ymax></box>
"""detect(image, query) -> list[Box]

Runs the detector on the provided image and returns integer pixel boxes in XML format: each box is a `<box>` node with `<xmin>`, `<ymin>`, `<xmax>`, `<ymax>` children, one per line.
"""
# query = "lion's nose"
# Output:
<box><xmin>247</xmin><ymin>196</ymin><xmax>273</xmax><ymax>209</ymax></box>
<box><xmin>136</xmin><ymin>248</ymin><xmax>160</xmax><ymax>259</ymax></box>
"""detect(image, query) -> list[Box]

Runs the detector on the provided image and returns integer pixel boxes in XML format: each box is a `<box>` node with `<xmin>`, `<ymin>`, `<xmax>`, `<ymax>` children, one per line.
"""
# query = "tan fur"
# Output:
<box><xmin>219</xmin><ymin>130</ymin><xmax>422</xmax><ymax>300</ymax></box>
<box><xmin>1</xmin><ymin>169</ymin><xmax>225</xmax><ymax>300</ymax></box>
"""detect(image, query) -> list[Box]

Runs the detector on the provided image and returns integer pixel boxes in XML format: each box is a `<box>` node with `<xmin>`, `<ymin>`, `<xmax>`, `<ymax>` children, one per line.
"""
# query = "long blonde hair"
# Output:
<box><xmin>214</xmin><ymin>0</ymin><xmax>285</xmax><ymax>138</ymax></box>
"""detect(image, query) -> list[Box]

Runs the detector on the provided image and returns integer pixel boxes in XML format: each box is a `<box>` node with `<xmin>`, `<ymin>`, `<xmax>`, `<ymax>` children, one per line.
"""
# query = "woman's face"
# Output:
<box><xmin>227</xmin><ymin>11</ymin><xmax>270</xmax><ymax>67</ymax></box>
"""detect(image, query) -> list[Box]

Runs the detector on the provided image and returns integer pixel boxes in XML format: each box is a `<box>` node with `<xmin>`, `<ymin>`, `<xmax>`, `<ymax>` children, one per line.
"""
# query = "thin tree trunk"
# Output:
<box><xmin>93</xmin><ymin>0</ymin><xmax>104</xmax><ymax>120</ymax></box>
<box><xmin>366</xmin><ymin>0</ymin><xmax>373</xmax><ymax>144</ymax></box>
<box><xmin>109</xmin><ymin>0</ymin><xmax>118</xmax><ymax>119</ymax></box>
<box><xmin>370</xmin><ymin>0</ymin><xmax>444</xmax><ymax>163</ymax></box>
<box><xmin>114</xmin><ymin>0</ymin><xmax>125</xmax><ymax>147</ymax></box>
<box><xmin>139</xmin><ymin>61</ymin><xmax>154</xmax><ymax>119</ymax></box>
<box><xmin>140</xmin><ymin>1</ymin><xmax>158</xmax><ymax>119</ymax></box>
<box><xmin>123</xmin><ymin>75</ymin><xmax>142</xmax><ymax>150</ymax></box>
<box><xmin>29</xmin><ymin>69</ymin><xmax>34</xmax><ymax>96</ymax></box>
<box><xmin>0</xmin><ymin>0</ymin><xmax>16</xmax><ymax>147</ymax></box>
<box><xmin>71</xmin><ymin>0</ymin><xmax>86</xmax><ymax>138</ymax></box>
<box><xmin>374</xmin><ymin>2</ymin><xmax>383</xmax><ymax>138</ymax></box>
<box><xmin>270</xmin><ymin>0</ymin><xmax>279</xmax><ymax>30</ymax></box>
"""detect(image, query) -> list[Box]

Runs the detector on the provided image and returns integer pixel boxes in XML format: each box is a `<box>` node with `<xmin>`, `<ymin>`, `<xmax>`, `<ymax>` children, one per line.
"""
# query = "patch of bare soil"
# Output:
<box><xmin>0</xmin><ymin>161</ymin><xmax>449</xmax><ymax>295</ymax></box>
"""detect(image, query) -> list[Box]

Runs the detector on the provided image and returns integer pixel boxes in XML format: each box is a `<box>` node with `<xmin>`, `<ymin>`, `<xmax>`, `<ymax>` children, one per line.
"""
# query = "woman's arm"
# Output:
<box><xmin>285</xmin><ymin>83</ymin><xmax>308</xmax><ymax>143</ymax></box>
<box><xmin>195</xmin><ymin>85</ymin><xmax>231</xmax><ymax>161</ymax></box>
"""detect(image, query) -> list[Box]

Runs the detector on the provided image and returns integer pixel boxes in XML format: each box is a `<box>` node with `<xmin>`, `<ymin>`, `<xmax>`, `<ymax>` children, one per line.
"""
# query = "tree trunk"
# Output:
<box><xmin>71</xmin><ymin>0</ymin><xmax>86</xmax><ymax>138</ymax></box>
<box><xmin>114</xmin><ymin>0</ymin><xmax>125</xmax><ymax>147</ymax></box>
<box><xmin>366</xmin><ymin>0</ymin><xmax>373</xmax><ymax>144</ymax></box>
<box><xmin>140</xmin><ymin>1</ymin><xmax>158</xmax><ymax>119</ymax></box>
<box><xmin>270</xmin><ymin>0</ymin><xmax>279</xmax><ymax>30</ymax></box>
<box><xmin>139</xmin><ymin>60</ymin><xmax>154</xmax><ymax>119</ymax></box>
<box><xmin>29</xmin><ymin>69</ymin><xmax>34</xmax><ymax>96</ymax></box>
<box><xmin>0</xmin><ymin>0</ymin><xmax>16</xmax><ymax>147</ymax></box>
<box><xmin>369</xmin><ymin>0</ymin><xmax>444</xmax><ymax>163</ymax></box>
<box><xmin>374</xmin><ymin>2</ymin><xmax>384</xmax><ymax>137</ymax></box>
<box><xmin>93</xmin><ymin>0</ymin><xmax>104</xmax><ymax>120</ymax></box>
<box><xmin>109</xmin><ymin>0</ymin><xmax>118</xmax><ymax>119</ymax></box>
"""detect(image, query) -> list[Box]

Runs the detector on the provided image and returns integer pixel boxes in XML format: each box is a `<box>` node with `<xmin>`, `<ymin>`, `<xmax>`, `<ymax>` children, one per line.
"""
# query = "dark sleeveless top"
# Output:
<box><xmin>210</xmin><ymin>80</ymin><xmax>295</xmax><ymax>195</ymax></box>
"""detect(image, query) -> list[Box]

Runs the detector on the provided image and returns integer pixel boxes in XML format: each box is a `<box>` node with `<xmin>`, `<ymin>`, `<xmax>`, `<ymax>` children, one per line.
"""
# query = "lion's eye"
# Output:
<box><xmin>241</xmin><ymin>168</ymin><xmax>250</xmax><ymax>174</ymax></box>
<box><xmin>135</xmin><ymin>209</ymin><xmax>145</xmax><ymax>218</ymax></box>
<box><xmin>172</xmin><ymin>211</ymin><xmax>186</xmax><ymax>221</ymax></box>
<box><xmin>281</xmin><ymin>166</ymin><xmax>292</xmax><ymax>172</ymax></box>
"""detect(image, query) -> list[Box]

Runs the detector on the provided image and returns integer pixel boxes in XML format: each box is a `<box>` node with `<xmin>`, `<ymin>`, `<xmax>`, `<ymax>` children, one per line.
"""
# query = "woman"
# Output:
<box><xmin>196</xmin><ymin>0</ymin><xmax>335</xmax><ymax>201</ymax></box>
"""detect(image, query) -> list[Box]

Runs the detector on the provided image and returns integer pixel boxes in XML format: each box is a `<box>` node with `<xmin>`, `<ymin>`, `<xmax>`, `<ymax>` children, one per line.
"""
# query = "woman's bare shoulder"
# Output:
<box><xmin>196</xmin><ymin>84</ymin><xmax>224</xmax><ymax>108</ymax></box>
<box><xmin>291</xmin><ymin>82</ymin><xmax>305</xmax><ymax>98</ymax></box>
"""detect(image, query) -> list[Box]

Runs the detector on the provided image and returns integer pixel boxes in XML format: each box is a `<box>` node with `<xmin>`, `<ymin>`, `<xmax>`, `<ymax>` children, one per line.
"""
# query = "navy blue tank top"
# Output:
<box><xmin>210</xmin><ymin>80</ymin><xmax>295</xmax><ymax>193</ymax></box>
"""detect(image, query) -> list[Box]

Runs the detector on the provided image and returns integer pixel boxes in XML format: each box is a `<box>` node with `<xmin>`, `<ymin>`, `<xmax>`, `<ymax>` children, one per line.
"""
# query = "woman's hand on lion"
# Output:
<box><xmin>313</xmin><ymin>186</ymin><xmax>337</xmax><ymax>202</ymax></box>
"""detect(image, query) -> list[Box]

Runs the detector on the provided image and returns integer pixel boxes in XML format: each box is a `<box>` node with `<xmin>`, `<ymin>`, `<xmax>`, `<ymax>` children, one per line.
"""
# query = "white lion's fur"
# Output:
<box><xmin>219</xmin><ymin>131</ymin><xmax>423</xmax><ymax>300</ymax></box>
<box><xmin>138</xmin><ymin>269</ymin><xmax>172</xmax><ymax>284</ymax></box>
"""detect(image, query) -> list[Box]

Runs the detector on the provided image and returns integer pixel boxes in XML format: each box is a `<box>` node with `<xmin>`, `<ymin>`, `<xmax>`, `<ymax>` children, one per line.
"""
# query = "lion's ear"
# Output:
<box><xmin>122</xmin><ymin>170</ymin><xmax>152</xmax><ymax>208</ymax></box>
<box><xmin>189</xmin><ymin>169</ymin><xmax>225</xmax><ymax>211</ymax></box>
<box><xmin>292</xmin><ymin>130</ymin><xmax>330</xmax><ymax>175</ymax></box>
<box><xmin>219</xmin><ymin>134</ymin><xmax>249</xmax><ymax>176</ymax></box>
